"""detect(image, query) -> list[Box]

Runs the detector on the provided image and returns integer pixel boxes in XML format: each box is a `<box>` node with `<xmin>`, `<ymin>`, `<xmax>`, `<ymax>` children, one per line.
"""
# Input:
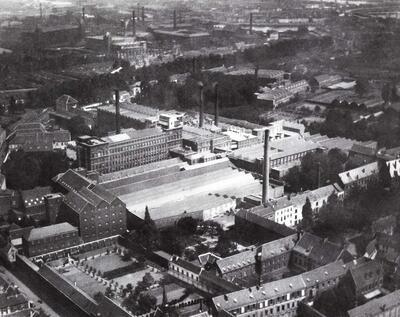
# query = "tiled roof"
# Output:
<box><xmin>53</xmin><ymin>169</ymin><xmax>93</xmax><ymax>193</ymax></box>
<box><xmin>347</xmin><ymin>289</ymin><xmax>400</xmax><ymax>317</ymax></box>
<box><xmin>216</xmin><ymin>234</ymin><xmax>297</xmax><ymax>274</ymax></box>
<box><xmin>294</xmin><ymin>233</ymin><xmax>344</xmax><ymax>266</ymax></box>
<box><xmin>26</xmin><ymin>222</ymin><xmax>77</xmax><ymax>241</ymax></box>
<box><xmin>213</xmin><ymin>259</ymin><xmax>356</xmax><ymax>312</ymax></box>
<box><xmin>213</xmin><ymin>274</ymin><xmax>306</xmax><ymax>312</ymax></box>
<box><xmin>63</xmin><ymin>190</ymin><xmax>91</xmax><ymax>213</ymax></box>
<box><xmin>348</xmin><ymin>260</ymin><xmax>382</xmax><ymax>292</ymax></box>
<box><xmin>350</xmin><ymin>143</ymin><xmax>378</xmax><ymax>157</ymax></box>
<box><xmin>338</xmin><ymin>162</ymin><xmax>378</xmax><ymax>186</ymax></box>
<box><xmin>171</xmin><ymin>257</ymin><xmax>202</xmax><ymax>275</ymax></box>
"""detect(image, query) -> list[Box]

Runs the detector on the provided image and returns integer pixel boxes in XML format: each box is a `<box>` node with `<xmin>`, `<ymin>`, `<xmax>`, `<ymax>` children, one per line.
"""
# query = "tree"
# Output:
<box><xmin>214</xmin><ymin>234</ymin><xmax>236</xmax><ymax>257</ymax></box>
<box><xmin>355</xmin><ymin>79</ymin><xmax>369</xmax><ymax>97</ymax></box>
<box><xmin>177</xmin><ymin>217</ymin><xmax>198</xmax><ymax>235</ymax></box>
<box><xmin>378</xmin><ymin>159</ymin><xmax>392</xmax><ymax>189</ymax></box>
<box><xmin>105</xmin><ymin>286</ymin><xmax>114</xmax><ymax>298</ymax></box>
<box><xmin>141</xmin><ymin>273</ymin><xmax>155</xmax><ymax>289</ymax></box>
<box><xmin>136</xmin><ymin>293</ymin><xmax>157</xmax><ymax>314</ymax></box>
<box><xmin>300</xmin><ymin>197</ymin><xmax>314</xmax><ymax>231</ymax></box>
<box><xmin>137</xmin><ymin>207</ymin><xmax>160</xmax><ymax>251</ymax></box>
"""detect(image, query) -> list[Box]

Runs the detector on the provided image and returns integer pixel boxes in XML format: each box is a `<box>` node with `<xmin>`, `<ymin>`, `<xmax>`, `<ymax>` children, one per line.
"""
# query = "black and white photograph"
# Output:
<box><xmin>0</xmin><ymin>0</ymin><xmax>400</xmax><ymax>316</ymax></box>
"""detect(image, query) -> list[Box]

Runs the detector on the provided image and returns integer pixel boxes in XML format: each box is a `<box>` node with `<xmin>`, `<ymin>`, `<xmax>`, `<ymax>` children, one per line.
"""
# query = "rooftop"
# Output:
<box><xmin>338</xmin><ymin>162</ymin><xmax>378</xmax><ymax>185</ymax></box>
<box><xmin>26</xmin><ymin>222</ymin><xmax>77</xmax><ymax>241</ymax></box>
<box><xmin>347</xmin><ymin>289</ymin><xmax>400</xmax><ymax>317</ymax></box>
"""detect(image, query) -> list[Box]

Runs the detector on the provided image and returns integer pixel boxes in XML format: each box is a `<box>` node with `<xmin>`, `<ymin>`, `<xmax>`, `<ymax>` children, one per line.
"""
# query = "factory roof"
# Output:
<box><xmin>347</xmin><ymin>289</ymin><xmax>400</xmax><ymax>317</ymax></box>
<box><xmin>103</xmin><ymin>127</ymin><xmax>163</xmax><ymax>144</ymax></box>
<box><xmin>338</xmin><ymin>162</ymin><xmax>378</xmax><ymax>186</ymax></box>
<box><xmin>98</xmin><ymin>102</ymin><xmax>159</xmax><ymax>123</ymax></box>
<box><xmin>26</xmin><ymin>222</ymin><xmax>77</xmax><ymax>241</ymax></box>
<box><xmin>230</xmin><ymin>136</ymin><xmax>319</xmax><ymax>163</ymax></box>
<box><xmin>153</xmin><ymin>29</ymin><xmax>210</xmax><ymax>38</ymax></box>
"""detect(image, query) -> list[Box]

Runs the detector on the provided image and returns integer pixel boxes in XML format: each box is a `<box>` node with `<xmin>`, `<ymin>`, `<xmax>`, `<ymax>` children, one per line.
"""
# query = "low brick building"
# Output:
<box><xmin>23</xmin><ymin>222</ymin><xmax>80</xmax><ymax>257</ymax></box>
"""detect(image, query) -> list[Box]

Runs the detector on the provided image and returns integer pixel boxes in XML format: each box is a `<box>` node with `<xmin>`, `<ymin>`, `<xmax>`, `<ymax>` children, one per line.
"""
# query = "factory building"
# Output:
<box><xmin>182</xmin><ymin>126</ymin><xmax>231</xmax><ymax>153</ymax></box>
<box><xmin>97</xmin><ymin>103</ymin><xmax>159</xmax><ymax>134</ymax></box>
<box><xmin>76</xmin><ymin>126</ymin><xmax>182</xmax><ymax>174</ymax></box>
<box><xmin>8</xmin><ymin>122</ymin><xmax>71</xmax><ymax>152</ymax></box>
<box><xmin>54</xmin><ymin>169</ymin><xmax>127</xmax><ymax>242</ymax></box>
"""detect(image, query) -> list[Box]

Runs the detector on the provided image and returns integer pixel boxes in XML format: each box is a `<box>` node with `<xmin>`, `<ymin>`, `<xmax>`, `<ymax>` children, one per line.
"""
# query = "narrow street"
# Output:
<box><xmin>0</xmin><ymin>265</ymin><xmax>62</xmax><ymax>317</ymax></box>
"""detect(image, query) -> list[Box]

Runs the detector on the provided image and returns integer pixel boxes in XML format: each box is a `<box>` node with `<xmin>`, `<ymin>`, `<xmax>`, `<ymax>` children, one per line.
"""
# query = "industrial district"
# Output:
<box><xmin>1</xmin><ymin>0</ymin><xmax>400</xmax><ymax>316</ymax></box>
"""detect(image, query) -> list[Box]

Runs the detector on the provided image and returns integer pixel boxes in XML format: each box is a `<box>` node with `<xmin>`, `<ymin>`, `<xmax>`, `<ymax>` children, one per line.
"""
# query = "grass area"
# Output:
<box><xmin>113</xmin><ymin>267</ymin><xmax>164</xmax><ymax>289</ymax></box>
<box><xmin>85</xmin><ymin>254</ymin><xmax>133</xmax><ymax>273</ymax></box>
<box><xmin>61</xmin><ymin>265</ymin><xmax>108</xmax><ymax>298</ymax></box>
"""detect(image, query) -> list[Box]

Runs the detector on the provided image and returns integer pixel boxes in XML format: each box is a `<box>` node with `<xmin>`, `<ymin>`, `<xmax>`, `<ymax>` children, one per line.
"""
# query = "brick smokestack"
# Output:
<box><xmin>142</xmin><ymin>7</ymin><xmax>145</xmax><ymax>22</ymax></box>
<box><xmin>115</xmin><ymin>90</ymin><xmax>120</xmax><ymax>134</ymax></box>
<box><xmin>132</xmin><ymin>10</ymin><xmax>136</xmax><ymax>38</ymax></box>
<box><xmin>214</xmin><ymin>82</ymin><xmax>219</xmax><ymax>127</ymax></box>
<box><xmin>173</xmin><ymin>10</ymin><xmax>177</xmax><ymax>29</ymax></box>
<box><xmin>82</xmin><ymin>7</ymin><xmax>85</xmax><ymax>23</ymax></box>
<box><xmin>250</xmin><ymin>13</ymin><xmax>253</xmax><ymax>35</ymax></box>
<box><xmin>262</xmin><ymin>129</ymin><xmax>270</xmax><ymax>206</ymax></box>
<box><xmin>255</xmin><ymin>64</ymin><xmax>259</xmax><ymax>80</ymax></box>
<box><xmin>198</xmin><ymin>81</ymin><xmax>204</xmax><ymax>128</ymax></box>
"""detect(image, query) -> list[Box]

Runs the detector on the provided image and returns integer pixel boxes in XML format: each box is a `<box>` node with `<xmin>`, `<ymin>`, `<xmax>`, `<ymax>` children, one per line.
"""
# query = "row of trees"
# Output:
<box><xmin>306</xmin><ymin>163</ymin><xmax>400</xmax><ymax>247</ymax></box>
<box><xmin>306</xmin><ymin>108</ymin><xmax>400</xmax><ymax>148</ymax></box>
<box><xmin>284</xmin><ymin>148</ymin><xmax>348</xmax><ymax>192</ymax></box>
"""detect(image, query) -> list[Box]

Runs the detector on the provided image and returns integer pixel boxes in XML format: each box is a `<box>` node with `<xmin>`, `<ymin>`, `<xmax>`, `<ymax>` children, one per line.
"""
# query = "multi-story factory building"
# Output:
<box><xmin>76</xmin><ymin>126</ymin><xmax>182</xmax><ymax>174</ymax></box>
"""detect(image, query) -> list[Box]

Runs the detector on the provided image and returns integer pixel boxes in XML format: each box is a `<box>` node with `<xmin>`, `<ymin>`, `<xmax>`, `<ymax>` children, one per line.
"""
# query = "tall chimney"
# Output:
<box><xmin>82</xmin><ymin>7</ymin><xmax>85</xmax><ymax>22</ymax></box>
<box><xmin>132</xmin><ymin>10</ymin><xmax>136</xmax><ymax>38</ymax></box>
<box><xmin>115</xmin><ymin>90</ymin><xmax>120</xmax><ymax>134</ymax></box>
<box><xmin>262</xmin><ymin>129</ymin><xmax>270</xmax><ymax>206</ymax></box>
<box><xmin>192</xmin><ymin>57</ymin><xmax>196</xmax><ymax>73</ymax></box>
<box><xmin>214</xmin><ymin>82</ymin><xmax>219</xmax><ymax>127</ymax></box>
<box><xmin>198</xmin><ymin>82</ymin><xmax>204</xmax><ymax>128</ymax></box>
<box><xmin>173</xmin><ymin>10</ymin><xmax>177</xmax><ymax>29</ymax></box>
<box><xmin>250</xmin><ymin>13</ymin><xmax>253</xmax><ymax>35</ymax></box>
<box><xmin>255</xmin><ymin>64</ymin><xmax>259</xmax><ymax>80</ymax></box>
<box><xmin>142</xmin><ymin>7</ymin><xmax>145</xmax><ymax>22</ymax></box>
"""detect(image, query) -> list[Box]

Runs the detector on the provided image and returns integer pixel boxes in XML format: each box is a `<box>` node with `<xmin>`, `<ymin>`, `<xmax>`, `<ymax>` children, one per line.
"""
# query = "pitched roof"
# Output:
<box><xmin>171</xmin><ymin>257</ymin><xmax>202</xmax><ymax>275</ymax></box>
<box><xmin>348</xmin><ymin>260</ymin><xmax>382</xmax><ymax>291</ymax></box>
<box><xmin>26</xmin><ymin>222</ymin><xmax>78</xmax><ymax>241</ymax></box>
<box><xmin>347</xmin><ymin>289</ymin><xmax>400</xmax><ymax>317</ymax></box>
<box><xmin>338</xmin><ymin>162</ymin><xmax>378</xmax><ymax>186</ymax></box>
<box><xmin>216</xmin><ymin>234</ymin><xmax>297</xmax><ymax>274</ymax></box>
<box><xmin>350</xmin><ymin>143</ymin><xmax>378</xmax><ymax>157</ymax></box>
<box><xmin>53</xmin><ymin>169</ymin><xmax>92</xmax><ymax>193</ymax></box>
<box><xmin>294</xmin><ymin>233</ymin><xmax>345</xmax><ymax>266</ymax></box>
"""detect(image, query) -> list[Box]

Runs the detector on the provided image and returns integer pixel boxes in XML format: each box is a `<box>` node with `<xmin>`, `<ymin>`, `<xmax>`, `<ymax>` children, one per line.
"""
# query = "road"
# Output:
<box><xmin>0</xmin><ymin>265</ymin><xmax>62</xmax><ymax>317</ymax></box>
